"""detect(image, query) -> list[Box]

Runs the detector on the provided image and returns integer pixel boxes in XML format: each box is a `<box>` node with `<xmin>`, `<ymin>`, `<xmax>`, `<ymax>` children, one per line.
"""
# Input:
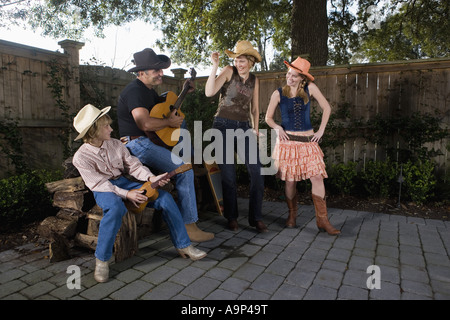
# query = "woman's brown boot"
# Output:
<box><xmin>311</xmin><ymin>193</ymin><xmax>340</xmax><ymax>235</ymax></box>
<box><xmin>285</xmin><ymin>194</ymin><xmax>298</xmax><ymax>228</ymax></box>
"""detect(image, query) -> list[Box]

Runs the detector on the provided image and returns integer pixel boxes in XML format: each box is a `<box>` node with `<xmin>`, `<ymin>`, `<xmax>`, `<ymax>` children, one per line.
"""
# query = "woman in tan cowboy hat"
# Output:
<box><xmin>205</xmin><ymin>40</ymin><xmax>267</xmax><ymax>233</ymax></box>
<box><xmin>72</xmin><ymin>104</ymin><xmax>207</xmax><ymax>282</ymax></box>
<box><xmin>265</xmin><ymin>57</ymin><xmax>340</xmax><ymax>235</ymax></box>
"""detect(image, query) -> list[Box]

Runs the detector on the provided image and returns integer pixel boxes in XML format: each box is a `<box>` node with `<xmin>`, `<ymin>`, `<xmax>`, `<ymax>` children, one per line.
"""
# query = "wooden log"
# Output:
<box><xmin>87</xmin><ymin>219</ymin><xmax>100</xmax><ymax>237</ymax></box>
<box><xmin>49</xmin><ymin>233</ymin><xmax>71</xmax><ymax>262</ymax></box>
<box><xmin>38</xmin><ymin>216</ymin><xmax>75</xmax><ymax>263</ymax></box>
<box><xmin>86</xmin><ymin>204</ymin><xmax>103</xmax><ymax>237</ymax></box>
<box><xmin>52</xmin><ymin>190</ymin><xmax>87</xmax><ymax>211</ymax></box>
<box><xmin>75</xmin><ymin>212</ymin><xmax>139</xmax><ymax>262</ymax></box>
<box><xmin>114</xmin><ymin>211</ymin><xmax>138</xmax><ymax>262</ymax></box>
<box><xmin>75</xmin><ymin>233</ymin><xmax>97</xmax><ymax>251</ymax></box>
<box><xmin>38</xmin><ymin>216</ymin><xmax>78</xmax><ymax>240</ymax></box>
<box><xmin>45</xmin><ymin>176</ymin><xmax>85</xmax><ymax>193</ymax></box>
<box><xmin>62</xmin><ymin>157</ymin><xmax>81</xmax><ymax>179</ymax></box>
<box><xmin>136</xmin><ymin>208</ymin><xmax>157</xmax><ymax>240</ymax></box>
<box><xmin>56</xmin><ymin>208</ymin><xmax>84</xmax><ymax>220</ymax></box>
<box><xmin>87</xmin><ymin>204</ymin><xmax>103</xmax><ymax>216</ymax></box>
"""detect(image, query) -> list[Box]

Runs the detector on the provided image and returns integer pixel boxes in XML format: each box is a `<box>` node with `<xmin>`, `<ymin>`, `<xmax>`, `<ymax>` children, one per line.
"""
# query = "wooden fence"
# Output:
<box><xmin>257</xmin><ymin>59</ymin><xmax>450</xmax><ymax>172</ymax></box>
<box><xmin>1</xmin><ymin>38</ymin><xmax>449</xmax><ymax>178</ymax></box>
<box><xmin>0</xmin><ymin>39</ymin><xmax>83</xmax><ymax>178</ymax></box>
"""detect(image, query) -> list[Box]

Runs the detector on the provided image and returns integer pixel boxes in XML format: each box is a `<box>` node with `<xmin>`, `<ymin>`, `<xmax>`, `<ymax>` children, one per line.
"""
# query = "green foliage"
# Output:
<box><xmin>360</xmin><ymin>159</ymin><xmax>398</xmax><ymax>198</ymax></box>
<box><xmin>311</xmin><ymin>102</ymin><xmax>449</xmax><ymax>165</ymax></box>
<box><xmin>153</xmin><ymin>0</ymin><xmax>291</xmax><ymax>70</ymax></box>
<box><xmin>328</xmin><ymin>0</ymin><xmax>359</xmax><ymax>65</ymax></box>
<box><xmin>47</xmin><ymin>59</ymin><xmax>77</xmax><ymax>158</ymax></box>
<box><xmin>434</xmin><ymin>172</ymin><xmax>450</xmax><ymax>206</ymax></box>
<box><xmin>324</xmin><ymin>158</ymin><xmax>438</xmax><ymax>205</ymax></box>
<box><xmin>0</xmin><ymin>118</ymin><xmax>27</xmax><ymax>175</ymax></box>
<box><xmin>5</xmin><ymin>0</ymin><xmax>448</xmax><ymax>66</ymax></box>
<box><xmin>182</xmin><ymin>87</ymin><xmax>218</xmax><ymax>140</ymax></box>
<box><xmin>327</xmin><ymin>161</ymin><xmax>358</xmax><ymax>195</ymax></box>
<box><xmin>402</xmin><ymin>160</ymin><xmax>436</xmax><ymax>205</ymax></box>
<box><xmin>0</xmin><ymin>170</ymin><xmax>61</xmax><ymax>230</ymax></box>
<box><xmin>356</xmin><ymin>0</ymin><xmax>450</xmax><ymax>62</ymax></box>
<box><xmin>364</xmin><ymin>111</ymin><xmax>449</xmax><ymax>163</ymax></box>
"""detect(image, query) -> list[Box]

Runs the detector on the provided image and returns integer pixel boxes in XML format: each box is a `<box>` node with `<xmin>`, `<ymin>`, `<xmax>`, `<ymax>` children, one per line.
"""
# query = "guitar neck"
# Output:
<box><xmin>150</xmin><ymin>164</ymin><xmax>192</xmax><ymax>188</ymax></box>
<box><xmin>173</xmin><ymin>87</ymin><xmax>190</xmax><ymax>111</ymax></box>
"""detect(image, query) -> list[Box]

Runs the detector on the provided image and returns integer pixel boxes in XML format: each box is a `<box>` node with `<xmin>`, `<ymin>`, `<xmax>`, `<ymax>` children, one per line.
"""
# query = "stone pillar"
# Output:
<box><xmin>171</xmin><ymin>68</ymin><xmax>187</xmax><ymax>79</ymax></box>
<box><xmin>58</xmin><ymin>39</ymin><xmax>84</xmax><ymax>146</ymax></box>
<box><xmin>58</xmin><ymin>40</ymin><xmax>85</xmax><ymax>113</ymax></box>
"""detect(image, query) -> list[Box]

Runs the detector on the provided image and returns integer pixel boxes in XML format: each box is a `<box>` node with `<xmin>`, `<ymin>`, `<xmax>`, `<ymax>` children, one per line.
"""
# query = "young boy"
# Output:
<box><xmin>72</xmin><ymin>104</ymin><xmax>207</xmax><ymax>283</ymax></box>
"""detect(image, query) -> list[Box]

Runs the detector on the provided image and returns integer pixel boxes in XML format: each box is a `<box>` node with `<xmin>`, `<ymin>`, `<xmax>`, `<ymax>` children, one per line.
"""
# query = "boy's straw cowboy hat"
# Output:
<box><xmin>73</xmin><ymin>104</ymin><xmax>111</xmax><ymax>141</ymax></box>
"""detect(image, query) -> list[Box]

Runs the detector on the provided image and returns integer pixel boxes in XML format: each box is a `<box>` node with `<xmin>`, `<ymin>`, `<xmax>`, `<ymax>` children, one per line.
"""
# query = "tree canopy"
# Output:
<box><xmin>1</xmin><ymin>0</ymin><xmax>448</xmax><ymax>69</ymax></box>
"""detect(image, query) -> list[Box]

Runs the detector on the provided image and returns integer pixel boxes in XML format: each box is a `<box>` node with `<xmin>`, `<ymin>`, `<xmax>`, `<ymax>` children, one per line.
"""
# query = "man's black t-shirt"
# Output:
<box><xmin>117</xmin><ymin>79</ymin><xmax>160</xmax><ymax>137</ymax></box>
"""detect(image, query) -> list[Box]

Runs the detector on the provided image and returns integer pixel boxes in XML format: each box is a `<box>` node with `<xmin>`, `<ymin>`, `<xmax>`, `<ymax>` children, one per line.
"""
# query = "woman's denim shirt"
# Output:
<box><xmin>278</xmin><ymin>86</ymin><xmax>313</xmax><ymax>132</ymax></box>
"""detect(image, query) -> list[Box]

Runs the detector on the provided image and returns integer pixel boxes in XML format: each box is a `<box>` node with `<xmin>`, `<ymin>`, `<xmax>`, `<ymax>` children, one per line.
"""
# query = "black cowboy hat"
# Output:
<box><xmin>128</xmin><ymin>48</ymin><xmax>171</xmax><ymax>72</ymax></box>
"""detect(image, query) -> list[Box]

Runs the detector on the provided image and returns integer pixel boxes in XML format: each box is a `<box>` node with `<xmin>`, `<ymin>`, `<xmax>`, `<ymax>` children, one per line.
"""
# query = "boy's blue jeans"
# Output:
<box><xmin>125</xmin><ymin>134</ymin><xmax>198</xmax><ymax>225</ymax></box>
<box><xmin>93</xmin><ymin>176</ymin><xmax>191</xmax><ymax>262</ymax></box>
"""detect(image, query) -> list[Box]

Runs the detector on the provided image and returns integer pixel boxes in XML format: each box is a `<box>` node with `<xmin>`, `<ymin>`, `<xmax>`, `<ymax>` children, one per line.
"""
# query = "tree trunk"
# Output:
<box><xmin>291</xmin><ymin>0</ymin><xmax>328</xmax><ymax>66</ymax></box>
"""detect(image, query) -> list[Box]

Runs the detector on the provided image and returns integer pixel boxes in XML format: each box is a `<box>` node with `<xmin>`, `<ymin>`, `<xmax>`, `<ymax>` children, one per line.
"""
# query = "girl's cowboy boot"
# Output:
<box><xmin>285</xmin><ymin>194</ymin><xmax>298</xmax><ymax>228</ymax></box>
<box><xmin>311</xmin><ymin>193</ymin><xmax>341</xmax><ymax>235</ymax></box>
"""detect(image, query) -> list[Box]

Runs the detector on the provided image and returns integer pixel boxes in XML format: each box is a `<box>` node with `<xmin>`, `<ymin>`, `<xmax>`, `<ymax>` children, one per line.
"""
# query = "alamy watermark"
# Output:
<box><xmin>366</xmin><ymin>265</ymin><xmax>381</xmax><ymax>289</ymax></box>
<box><xmin>66</xmin><ymin>265</ymin><xmax>81</xmax><ymax>290</ymax></box>
<box><xmin>170</xmin><ymin>121</ymin><xmax>278</xmax><ymax>176</ymax></box>
<box><xmin>366</xmin><ymin>5</ymin><xmax>382</xmax><ymax>30</ymax></box>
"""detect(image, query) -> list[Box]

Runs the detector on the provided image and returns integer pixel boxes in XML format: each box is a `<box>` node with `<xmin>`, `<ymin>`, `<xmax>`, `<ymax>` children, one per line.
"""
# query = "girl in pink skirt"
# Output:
<box><xmin>265</xmin><ymin>57</ymin><xmax>340</xmax><ymax>235</ymax></box>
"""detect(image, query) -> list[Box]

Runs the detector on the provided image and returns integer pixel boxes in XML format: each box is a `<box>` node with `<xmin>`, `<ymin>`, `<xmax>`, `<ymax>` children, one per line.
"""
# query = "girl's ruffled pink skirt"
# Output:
<box><xmin>272</xmin><ymin>132</ymin><xmax>327</xmax><ymax>182</ymax></box>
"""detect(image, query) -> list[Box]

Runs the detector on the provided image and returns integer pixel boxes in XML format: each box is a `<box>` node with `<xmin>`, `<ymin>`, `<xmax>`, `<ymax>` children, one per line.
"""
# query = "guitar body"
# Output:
<box><xmin>125</xmin><ymin>163</ymin><xmax>192</xmax><ymax>214</ymax></box>
<box><xmin>148</xmin><ymin>68</ymin><xmax>196</xmax><ymax>148</ymax></box>
<box><xmin>149</xmin><ymin>91</ymin><xmax>185</xmax><ymax>147</ymax></box>
<box><xmin>125</xmin><ymin>181</ymin><xmax>159</xmax><ymax>214</ymax></box>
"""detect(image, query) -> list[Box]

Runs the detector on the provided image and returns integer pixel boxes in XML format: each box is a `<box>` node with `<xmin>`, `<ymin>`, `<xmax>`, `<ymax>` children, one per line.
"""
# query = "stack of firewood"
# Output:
<box><xmin>38</xmin><ymin>157</ymin><xmax>213</xmax><ymax>263</ymax></box>
<box><xmin>40</xmin><ymin>175</ymin><xmax>161</xmax><ymax>263</ymax></box>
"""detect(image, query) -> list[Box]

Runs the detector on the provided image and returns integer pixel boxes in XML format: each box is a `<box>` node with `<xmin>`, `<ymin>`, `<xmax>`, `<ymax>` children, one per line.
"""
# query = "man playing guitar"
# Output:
<box><xmin>117</xmin><ymin>48</ymin><xmax>214</xmax><ymax>243</ymax></box>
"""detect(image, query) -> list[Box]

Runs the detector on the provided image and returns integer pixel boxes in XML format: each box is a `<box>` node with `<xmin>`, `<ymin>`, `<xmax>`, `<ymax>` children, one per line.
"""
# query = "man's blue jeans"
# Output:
<box><xmin>125</xmin><ymin>135</ymin><xmax>198</xmax><ymax>225</ymax></box>
<box><xmin>93</xmin><ymin>176</ymin><xmax>191</xmax><ymax>262</ymax></box>
<box><xmin>212</xmin><ymin>117</ymin><xmax>264</xmax><ymax>223</ymax></box>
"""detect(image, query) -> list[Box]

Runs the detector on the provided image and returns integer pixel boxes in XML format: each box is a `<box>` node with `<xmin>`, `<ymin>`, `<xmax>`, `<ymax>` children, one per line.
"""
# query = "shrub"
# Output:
<box><xmin>327</xmin><ymin>161</ymin><xmax>358</xmax><ymax>195</ymax></box>
<box><xmin>402</xmin><ymin>159</ymin><xmax>436</xmax><ymax>205</ymax></box>
<box><xmin>0</xmin><ymin>170</ymin><xmax>61</xmax><ymax>230</ymax></box>
<box><xmin>360</xmin><ymin>159</ymin><xmax>398</xmax><ymax>198</ymax></box>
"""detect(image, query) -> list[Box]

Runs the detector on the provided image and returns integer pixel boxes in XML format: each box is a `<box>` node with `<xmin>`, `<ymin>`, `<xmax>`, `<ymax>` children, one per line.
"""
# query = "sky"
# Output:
<box><xmin>1</xmin><ymin>20</ymin><xmax>209</xmax><ymax>77</ymax></box>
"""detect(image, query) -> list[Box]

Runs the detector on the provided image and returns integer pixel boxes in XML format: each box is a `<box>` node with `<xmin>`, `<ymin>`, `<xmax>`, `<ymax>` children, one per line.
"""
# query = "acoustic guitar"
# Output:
<box><xmin>125</xmin><ymin>163</ymin><xmax>192</xmax><ymax>214</ymax></box>
<box><xmin>149</xmin><ymin>68</ymin><xmax>197</xmax><ymax>148</ymax></box>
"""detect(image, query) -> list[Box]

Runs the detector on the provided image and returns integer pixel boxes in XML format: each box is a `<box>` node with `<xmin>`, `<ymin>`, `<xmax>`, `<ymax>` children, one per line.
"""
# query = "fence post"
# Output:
<box><xmin>57</xmin><ymin>40</ymin><xmax>85</xmax><ymax>145</ymax></box>
<box><xmin>58</xmin><ymin>39</ymin><xmax>85</xmax><ymax>114</ymax></box>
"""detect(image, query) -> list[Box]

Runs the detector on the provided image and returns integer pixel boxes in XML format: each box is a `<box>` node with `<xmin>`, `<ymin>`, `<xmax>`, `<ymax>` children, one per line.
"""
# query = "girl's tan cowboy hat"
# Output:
<box><xmin>284</xmin><ymin>57</ymin><xmax>315</xmax><ymax>81</ymax></box>
<box><xmin>225</xmin><ymin>40</ymin><xmax>262</xmax><ymax>63</ymax></box>
<box><xmin>73</xmin><ymin>104</ymin><xmax>111</xmax><ymax>141</ymax></box>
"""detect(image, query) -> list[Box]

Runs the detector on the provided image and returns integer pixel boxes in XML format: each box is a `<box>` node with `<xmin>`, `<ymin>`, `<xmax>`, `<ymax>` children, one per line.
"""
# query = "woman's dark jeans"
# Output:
<box><xmin>212</xmin><ymin>117</ymin><xmax>264</xmax><ymax>223</ymax></box>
